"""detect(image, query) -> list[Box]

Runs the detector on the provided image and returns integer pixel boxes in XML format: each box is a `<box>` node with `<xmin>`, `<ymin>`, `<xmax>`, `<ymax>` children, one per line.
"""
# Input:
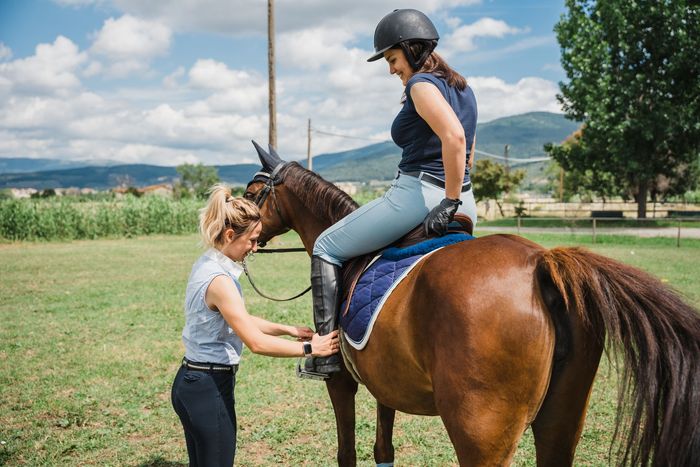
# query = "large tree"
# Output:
<box><xmin>544</xmin><ymin>130</ymin><xmax>620</xmax><ymax>202</ymax></box>
<box><xmin>554</xmin><ymin>0</ymin><xmax>700</xmax><ymax>217</ymax></box>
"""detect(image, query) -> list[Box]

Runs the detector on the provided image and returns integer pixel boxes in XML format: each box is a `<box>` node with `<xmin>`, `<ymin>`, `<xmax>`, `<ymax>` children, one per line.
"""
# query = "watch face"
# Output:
<box><xmin>303</xmin><ymin>342</ymin><xmax>312</xmax><ymax>356</ymax></box>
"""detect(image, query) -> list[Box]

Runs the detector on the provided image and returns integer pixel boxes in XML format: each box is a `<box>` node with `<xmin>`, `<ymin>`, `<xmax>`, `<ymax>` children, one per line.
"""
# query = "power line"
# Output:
<box><xmin>309</xmin><ymin>127</ymin><xmax>550</xmax><ymax>163</ymax></box>
<box><xmin>311</xmin><ymin>128</ymin><xmax>385</xmax><ymax>142</ymax></box>
<box><xmin>474</xmin><ymin>149</ymin><xmax>550</xmax><ymax>164</ymax></box>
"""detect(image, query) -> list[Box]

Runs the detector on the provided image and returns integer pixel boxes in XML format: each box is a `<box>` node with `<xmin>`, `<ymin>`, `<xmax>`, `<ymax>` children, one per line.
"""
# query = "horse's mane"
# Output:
<box><xmin>280</xmin><ymin>162</ymin><xmax>359</xmax><ymax>224</ymax></box>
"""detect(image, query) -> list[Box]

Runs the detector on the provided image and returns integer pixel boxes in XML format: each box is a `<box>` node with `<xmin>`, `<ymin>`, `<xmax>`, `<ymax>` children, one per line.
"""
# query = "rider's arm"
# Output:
<box><xmin>250</xmin><ymin>315</ymin><xmax>313</xmax><ymax>339</ymax></box>
<box><xmin>205</xmin><ymin>275</ymin><xmax>336</xmax><ymax>357</ymax></box>
<box><xmin>468</xmin><ymin>135</ymin><xmax>476</xmax><ymax>170</ymax></box>
<box><xmin>410</xmin><ymin>82</ymin><xmax>466</xmax><ymax>200</ymax></box>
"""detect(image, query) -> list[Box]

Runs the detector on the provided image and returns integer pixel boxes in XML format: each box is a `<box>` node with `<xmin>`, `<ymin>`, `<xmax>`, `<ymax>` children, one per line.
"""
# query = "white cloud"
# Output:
<box><xmin>0</xmin><ymin>36</ymin><xmax>86</xmax><ymax>95</ymax></box>
<box><xmin>110</xmin><ymin>0</ymin><xmax>481</xmax><ymax>35</ymax></box>
<box><xmin>89</xmin><ymin>15</ymin><xmax>171</xmax><ymax>77</ymax></box>
<box><xmin>187</xmin><ymin>59</ymin><xmax>268</xmax><ymax>112</ymax></box>
<box><xmin>0</xmin><ymin>43</ymin><xmax>12</xmax><ymax>61</ymax></box>
<box><xmin>163</xmin><ymin>66</ymin><xmax>185</xmax><ymax>88</ymax></box>
<box><xmin>442</xmin><ymin>17</ymin><xmax>524</xmax><ymax>57</ymax></box>
<box><xmin>468</xmin><ymin>76</ymin><xmax>562</xmax><ymax>122</ymax></box>
<box><xmin>83</xmin><ymin>60</ymin><xmax>103</xmax><ymax>77</ymax></box>
<box><xmin>1</xmin><ymin>1</ymin><xmax>563</xmax><ymax>167</ymax></box>
<box><xmin>53</xmin><ymin>0</ymin><xmax>107</xmax><ymax>6</ymax></box>
<box><xmin>188</xmin><ymin>59</ymin><xmax>253</xmax><ymax>90</ymax></box>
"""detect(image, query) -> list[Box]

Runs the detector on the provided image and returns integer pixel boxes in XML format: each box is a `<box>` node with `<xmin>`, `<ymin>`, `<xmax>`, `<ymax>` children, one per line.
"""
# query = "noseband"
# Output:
<box><xmin>243</xmin><ymin>162</ymin><xmax>311</xmax><ymax>301</ymax></box>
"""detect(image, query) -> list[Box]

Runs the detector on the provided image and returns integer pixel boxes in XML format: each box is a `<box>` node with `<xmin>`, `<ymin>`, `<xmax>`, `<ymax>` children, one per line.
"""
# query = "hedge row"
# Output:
<box><xmin>0</xmin><ymin>197</ymin><xmax>203</xmax><ymax>241</ymax></box>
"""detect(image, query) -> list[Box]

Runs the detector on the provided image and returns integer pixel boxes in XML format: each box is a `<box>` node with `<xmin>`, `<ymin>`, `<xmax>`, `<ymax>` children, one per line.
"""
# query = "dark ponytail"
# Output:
<box><xmin>407</xmin><ymin>42</ymin><xmax>467</xmax><ymax>90</ymax></box>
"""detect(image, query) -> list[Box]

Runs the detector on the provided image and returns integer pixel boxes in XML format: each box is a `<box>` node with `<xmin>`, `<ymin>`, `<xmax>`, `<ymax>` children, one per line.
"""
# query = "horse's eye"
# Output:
<box><xmin>243</xmin><ymin>191</ymin><xmax>255</xmax><ymax>200</ymax></box>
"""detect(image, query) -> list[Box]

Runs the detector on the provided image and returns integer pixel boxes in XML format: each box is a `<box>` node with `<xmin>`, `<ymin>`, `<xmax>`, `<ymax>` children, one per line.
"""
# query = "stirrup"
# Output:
<box><xmin>295</xmin><ymin>358</ymin><xmax>329</xmax><ymax>381</ymax></box>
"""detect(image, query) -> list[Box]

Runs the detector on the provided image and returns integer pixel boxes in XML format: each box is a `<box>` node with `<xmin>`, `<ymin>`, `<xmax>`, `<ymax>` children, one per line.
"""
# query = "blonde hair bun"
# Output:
<box><xmin>199</xmin><ymin>184</ymin><xmax>261</xmax><ymax>249</ymax></box>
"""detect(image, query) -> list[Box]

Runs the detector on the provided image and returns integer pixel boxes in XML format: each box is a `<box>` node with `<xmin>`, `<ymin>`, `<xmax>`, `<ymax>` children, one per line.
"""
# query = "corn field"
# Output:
<box><xmin>0</xmin><ymin>196</ymin><xmax>202</xmax><ymax>241</ymax></box>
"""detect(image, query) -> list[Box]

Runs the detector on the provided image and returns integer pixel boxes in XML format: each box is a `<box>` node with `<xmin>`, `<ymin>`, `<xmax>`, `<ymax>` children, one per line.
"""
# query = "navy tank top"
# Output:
<box><xmin>391</xmin><ymin>73</ymin><xmax>477</xmax><ymax>182</ymax></box>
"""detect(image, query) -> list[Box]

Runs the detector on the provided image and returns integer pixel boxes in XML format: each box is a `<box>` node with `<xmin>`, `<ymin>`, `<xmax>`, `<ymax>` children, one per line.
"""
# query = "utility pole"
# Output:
<box><xmin>504</xmin><ymin>144</ymin><xmax>510</xmax><ymax>194</ymax></box>
<box><xmin>267</xmin><ymin>0</ymin><xmax>277</xmax><ymax>149</ymax></box>
<box><xmin>307</xmin><ymin>119</ymin><xmax>312</xmax><ymax>171</ymax></box>
<box><xmin>559</xmin><ymin>167</ymin><xmax>564</xmax><ymax>202</ymax></box>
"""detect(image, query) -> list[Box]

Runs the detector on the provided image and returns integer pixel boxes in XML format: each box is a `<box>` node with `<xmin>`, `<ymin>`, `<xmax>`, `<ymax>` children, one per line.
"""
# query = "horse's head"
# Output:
<box><xmin>244</xmin><ymin>141</ymin><xmax>294</xmax><ymax>247</ymax></box>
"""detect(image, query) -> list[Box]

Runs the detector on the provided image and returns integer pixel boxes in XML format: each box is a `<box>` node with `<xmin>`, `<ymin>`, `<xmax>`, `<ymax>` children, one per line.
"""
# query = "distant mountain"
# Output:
<box><xmin>0</xmin><ymin>112</ymin><xmax>580</xmax><ymax>189</ymax></box>
<box><xmin>476</xmin><ymin>112</ymin><xmax>580</xmax><ymax>157</ymax></box>
<box><xmin>0</xmin><ymin>165</ymin><xmax>179</xmax><ymax>190</ymax></box>
<box><xmin>0</xmin><ymin>164</ymin><xmax>262</xmax><ymax>190</ymax></box>
<box><xmin>0</xmin><ymin>157</ymin><xmax>117</xmax><ymax>174</ymax></box>
<box><xmin>311</xmin><ymin>111</ymin><xmax>580</xmax><ymax>182</ymax></box>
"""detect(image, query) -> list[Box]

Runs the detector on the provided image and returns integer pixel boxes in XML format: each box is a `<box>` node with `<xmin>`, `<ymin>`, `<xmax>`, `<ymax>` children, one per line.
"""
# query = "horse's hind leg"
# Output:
<box><xmin>374</xmin><ymin>402</ymin><xmax>395</xmax><ymax>466</ymax></box>
<box><xmin>435</xmin><ymin>388</ymin><xmax>529</xmax><ymax>465</ymax></box>
<box><xmin>530</xmin><ymin>330</ymin><xmax>603</xmax><ymax>466</ymax></box>
<box><xmin>326</xmin><ymin>367</ymin><xmax>359</xmax><ymax>467</ymax></box>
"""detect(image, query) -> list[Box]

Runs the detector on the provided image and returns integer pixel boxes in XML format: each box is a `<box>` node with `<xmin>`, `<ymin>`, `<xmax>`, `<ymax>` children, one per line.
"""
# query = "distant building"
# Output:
<box><xmin>59</xmin><ymin>187</ymin><xmax>81</xmax><ymax>196</ymax></box>
<box><xmin>10</xmin><ymin>188</ymin><xmax>38</xmax><ymax>198</ymax></box>
<box><xmin>140</xmin><ymin>183</ymin><xmax>173</xmax><ymax>197</ymax></box>
<box><xmin>335</xmin><ymin>182</ymin><xmax>359</xmax><ymax>196</ymax></box>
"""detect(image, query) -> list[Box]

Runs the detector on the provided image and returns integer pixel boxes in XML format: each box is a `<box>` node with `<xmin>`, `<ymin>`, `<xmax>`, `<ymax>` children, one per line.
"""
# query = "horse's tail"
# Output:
<box><xmin>536</xmin><ymin>247</ymin><xmax>700</xmax><ymax>466</ymax></box>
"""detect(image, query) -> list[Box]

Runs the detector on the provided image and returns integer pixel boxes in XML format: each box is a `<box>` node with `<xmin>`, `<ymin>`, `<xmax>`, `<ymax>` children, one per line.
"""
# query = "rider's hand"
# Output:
<box><xmin>423</xmin><ymin>198</ymin><xmax>462</xmax><ymax>237</ymax></box>
<box><xmin>310</xmin><ymin>330</ymin><xmax>340</xmax><ymax>357</ymax></box>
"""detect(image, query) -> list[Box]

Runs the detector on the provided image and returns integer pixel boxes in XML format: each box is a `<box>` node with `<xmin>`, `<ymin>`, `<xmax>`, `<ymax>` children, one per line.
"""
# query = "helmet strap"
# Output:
<box><xmin>400</xmin><ymin>40</ymin><xmax>437</xmax><ymax>72</ymax></box>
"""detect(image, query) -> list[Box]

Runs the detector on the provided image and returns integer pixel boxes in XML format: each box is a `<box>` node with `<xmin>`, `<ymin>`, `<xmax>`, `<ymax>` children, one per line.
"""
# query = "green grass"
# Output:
<box><xmin>1</xmin><ymin>233</ymin><xmax>698</xmax><ymax>465</ymax></box>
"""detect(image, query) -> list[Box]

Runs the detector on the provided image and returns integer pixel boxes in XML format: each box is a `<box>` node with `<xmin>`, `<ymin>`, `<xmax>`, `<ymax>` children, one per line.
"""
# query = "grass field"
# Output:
<box><xmin>1</xmin><ymin>232</ymin><xmax>698</xmax><ymax>466</ymax></box>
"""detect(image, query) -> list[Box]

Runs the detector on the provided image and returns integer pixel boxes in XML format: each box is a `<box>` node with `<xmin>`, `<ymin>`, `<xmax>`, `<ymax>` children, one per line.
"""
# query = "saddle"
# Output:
<box><xmin>340</xmin><ymin>214</ymin><xmax>473</xmax><ymax>315</ymax></box>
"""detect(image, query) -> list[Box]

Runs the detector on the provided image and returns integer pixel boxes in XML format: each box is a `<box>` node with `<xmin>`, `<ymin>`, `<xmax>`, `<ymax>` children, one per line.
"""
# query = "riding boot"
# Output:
<box><xmin>308</xmin><ymin>255</ymin><xmax>342</xmax><ymax>375</ymax></box>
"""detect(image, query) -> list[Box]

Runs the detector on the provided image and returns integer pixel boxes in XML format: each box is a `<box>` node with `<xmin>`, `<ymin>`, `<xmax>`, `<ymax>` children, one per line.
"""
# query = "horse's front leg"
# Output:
<box><xmin>374</xmin><ymin>402</ymin><xmax>396</xmax><ymax>466</ymax></box>
<box><xmin>325</xmin><ymin>366</ymin><xmax>359</xmax><ymax>466</ymax></box>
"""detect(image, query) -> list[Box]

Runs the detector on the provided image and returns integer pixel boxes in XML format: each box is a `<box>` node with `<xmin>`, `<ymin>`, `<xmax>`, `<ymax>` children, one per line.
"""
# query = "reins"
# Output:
<box><xmin>242</xmin><ymin>163</ymin><xmax>312</xmax><ymax>302</ymax></box>
<box><xmin>242</xmin><ymin>256</ymin><xmax>311</xmax><ymax>302</ymax></box>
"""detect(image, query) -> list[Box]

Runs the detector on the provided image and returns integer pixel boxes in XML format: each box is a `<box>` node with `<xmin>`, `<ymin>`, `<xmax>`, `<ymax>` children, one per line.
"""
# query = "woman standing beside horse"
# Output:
<box><xmin>306</xmin><ymin>9</ymin><xmax>478</xmax><ymax>377</ymax></box>
<box><xmin>171</xmin><ymin>185</ymin><xmax>339</xmax><ymax>466</ymax></box>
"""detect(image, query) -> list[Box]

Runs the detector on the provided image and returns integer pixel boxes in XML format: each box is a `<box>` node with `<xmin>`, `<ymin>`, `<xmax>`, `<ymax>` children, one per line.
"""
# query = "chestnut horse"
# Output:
<box><xmin>245</xmin><ymin>143</ymin><xmax>700</xmax><ymax>466</ymax></box>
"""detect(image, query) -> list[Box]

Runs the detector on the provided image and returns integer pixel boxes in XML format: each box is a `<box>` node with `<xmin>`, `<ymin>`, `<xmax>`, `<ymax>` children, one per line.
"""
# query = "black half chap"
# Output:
<box><xmin>171</xmin><ymin>365</ymin><xmax>237</xmax><ymax>466</ymax></box>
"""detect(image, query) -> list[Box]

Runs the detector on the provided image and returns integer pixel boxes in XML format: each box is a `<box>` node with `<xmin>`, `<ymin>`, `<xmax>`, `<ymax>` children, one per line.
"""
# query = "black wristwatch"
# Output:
<box><xmin>303</xmin><ymin>342</ymin><xmax>312</xmax><ymax>356</ymax></box>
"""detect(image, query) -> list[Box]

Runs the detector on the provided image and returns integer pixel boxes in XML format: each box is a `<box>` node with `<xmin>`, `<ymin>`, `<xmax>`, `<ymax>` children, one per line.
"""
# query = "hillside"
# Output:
<box><xmin>313</xmin><ymin>111</ymin><xmax>580</xmax><ymax>182</ymax></box>
<box><xmin>0</xmin><ymin>158</ymin><xmax>108</xmax><ymax>174</ymax></box>
<box><xmin>0</xmin><ymin>112</ymin><xmax>580</xmax><ymax>189</ymax></box>
<box><xmin>476</xmin><ymin>112</ymin><xmax>580</xmax><ymax>157</ymax></box>
<box><xmin>0</xmin><ymin>164</ymin><xmax>261</xmax><ymax>191</ymax></box>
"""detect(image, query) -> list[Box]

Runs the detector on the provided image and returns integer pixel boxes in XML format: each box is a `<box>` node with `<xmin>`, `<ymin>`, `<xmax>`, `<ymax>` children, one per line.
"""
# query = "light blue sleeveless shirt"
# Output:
<box><xmin>182</xmin><ymin>248</ymin><xmax>244</xmax><ymax>365</ymax></box>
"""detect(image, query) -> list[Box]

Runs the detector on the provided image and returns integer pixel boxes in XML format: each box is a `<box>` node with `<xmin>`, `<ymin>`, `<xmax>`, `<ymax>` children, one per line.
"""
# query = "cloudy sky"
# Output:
<box><xmin>0</xmin><ymin>0</ymin><xmax>567</xmax><ymax>166</ymax></box>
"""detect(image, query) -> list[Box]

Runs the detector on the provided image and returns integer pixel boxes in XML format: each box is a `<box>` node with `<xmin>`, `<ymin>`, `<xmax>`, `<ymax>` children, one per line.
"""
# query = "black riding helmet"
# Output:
<box><xmin>367</xmin><ymin>9</ymin><xmax>439</xmax><ymax>70</ymax></box>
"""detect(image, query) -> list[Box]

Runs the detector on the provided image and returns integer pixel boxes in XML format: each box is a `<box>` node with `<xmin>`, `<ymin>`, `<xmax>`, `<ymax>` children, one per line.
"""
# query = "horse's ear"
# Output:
<box><xmin>251</xmin><ymin>140</ymin><xmax>284</xmax><ymax>171</ymax></box>
<box><xmin>268</xmin><ymin>144</ymin><xmax>285</xmax><ymax>166</ymax></box>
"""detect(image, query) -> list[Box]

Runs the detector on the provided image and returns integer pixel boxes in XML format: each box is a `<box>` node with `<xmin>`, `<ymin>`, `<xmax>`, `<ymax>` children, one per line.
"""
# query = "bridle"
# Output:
<box><xmin>247</xmin><ymin>162</ymin><xmax>288</xmax><ymax>234</ymax></box>
<box><xmin>242</xmin><ymin>162</ymin><xmax>311</xmax><ymax>302</ymax></box>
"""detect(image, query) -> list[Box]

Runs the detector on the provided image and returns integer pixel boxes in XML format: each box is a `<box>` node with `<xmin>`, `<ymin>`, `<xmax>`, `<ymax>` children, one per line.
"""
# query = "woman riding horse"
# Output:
<box><xmin>307</xmin><ymin>9</ymin><xmax>479</xmax><ymax>377</ymax></box>
<box><xmin>245</xmin><ymin>146</ymin><xmax>700</xmax><ymax>465</ymax></box>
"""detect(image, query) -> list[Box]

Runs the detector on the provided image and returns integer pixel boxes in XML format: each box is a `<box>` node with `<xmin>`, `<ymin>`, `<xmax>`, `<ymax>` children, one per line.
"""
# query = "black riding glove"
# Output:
<box><xmin>423</xmin><ymin>198</ymin><xmax>462</xmax><ymax>237</ymax></box>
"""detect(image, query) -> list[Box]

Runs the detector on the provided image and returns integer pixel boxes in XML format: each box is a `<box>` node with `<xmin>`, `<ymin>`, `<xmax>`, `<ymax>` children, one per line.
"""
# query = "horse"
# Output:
<box><xmin>244</xmin><ymin>143</ymin><xmax>700</xmax><ymax>466</ymax></box>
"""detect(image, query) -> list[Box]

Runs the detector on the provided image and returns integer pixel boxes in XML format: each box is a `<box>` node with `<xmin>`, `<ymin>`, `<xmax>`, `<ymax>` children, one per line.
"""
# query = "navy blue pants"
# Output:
<box><xmin>171</xmin><ymin>365</ymin><xmax>237</xmax><ymax>466</ymax></box>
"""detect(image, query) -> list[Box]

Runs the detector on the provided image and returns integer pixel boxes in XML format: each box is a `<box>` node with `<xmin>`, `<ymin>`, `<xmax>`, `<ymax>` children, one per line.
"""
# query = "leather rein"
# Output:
<box><xmin>242</xmin><ymin>163</ymin><xmax>312</xmax><ymax>302</ymax></box>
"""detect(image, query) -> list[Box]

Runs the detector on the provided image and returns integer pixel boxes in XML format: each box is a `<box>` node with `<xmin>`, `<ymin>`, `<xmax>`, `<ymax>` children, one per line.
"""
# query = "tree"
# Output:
<box><xmin>174</xmin><ymin>163</ymin><xmax>219</xmax><ymax>199</ymax></box>
<box><xmin>31</xmin><ymin>188</ymin><xmax>57</xmax><ymax>199</ymax></box>
<box><xmin>471</xmin><ymin>159</ymin><xmax>525</xmax><ymax>216</ymax></box>
<box><xmin>554</xmin><ymin>0</ymin><xmax>700</xmax><ymax>218</ymax></box>
<box><xmin>544</xmin><ymin>130</ymin><xmax>619</xmax><ymax>202</ymax></box>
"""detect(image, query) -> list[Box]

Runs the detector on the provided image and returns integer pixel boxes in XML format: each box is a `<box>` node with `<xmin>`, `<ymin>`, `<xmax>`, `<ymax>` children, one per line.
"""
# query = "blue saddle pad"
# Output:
<box><xmin>340</xmin><ymin>233</ymin><xmax>474</xmax><ymax>349</ymax></box>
